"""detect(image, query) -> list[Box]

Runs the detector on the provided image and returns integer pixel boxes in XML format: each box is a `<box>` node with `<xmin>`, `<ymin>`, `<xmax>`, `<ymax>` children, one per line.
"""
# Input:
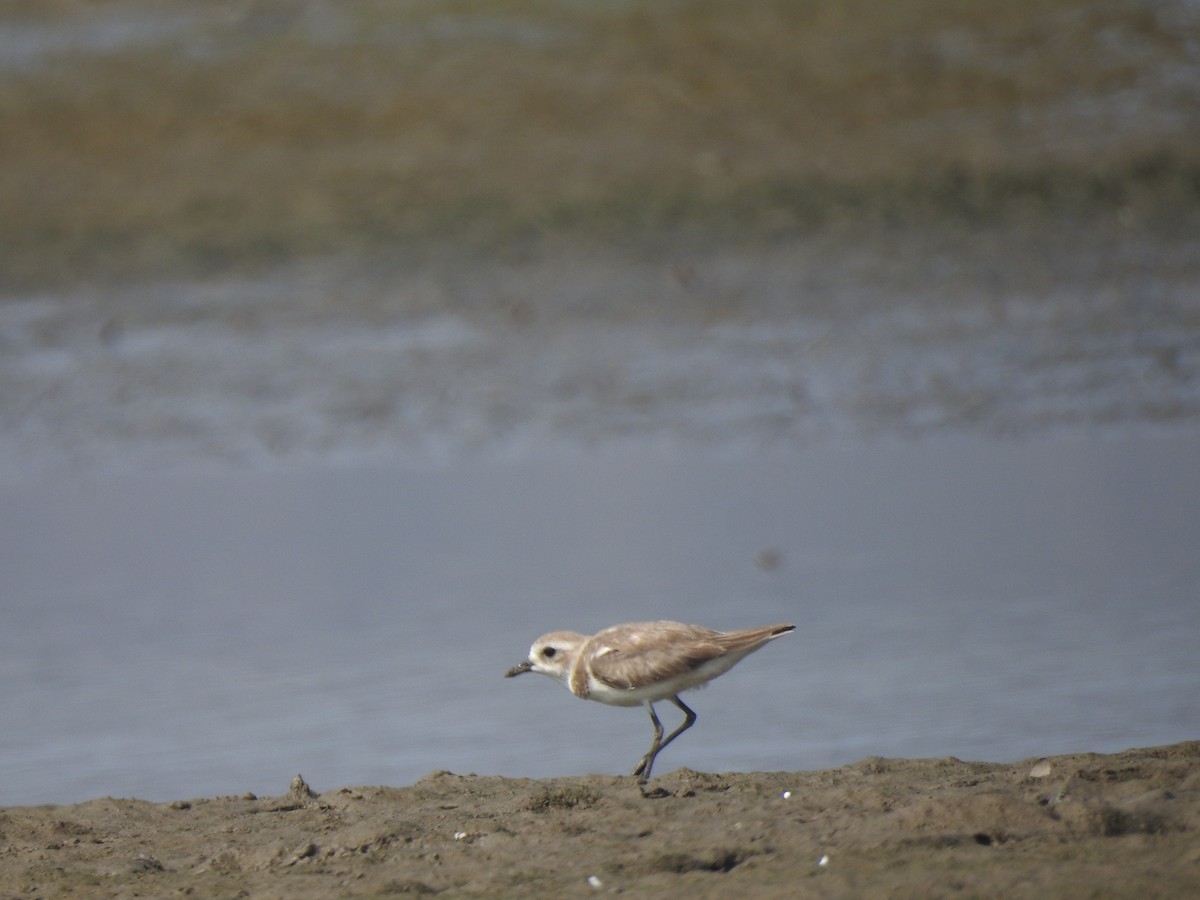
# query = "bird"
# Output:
<box><xmin>505</xmin><ymin>620</ymin><xmax>795</xmax><ymax>782</ymax></box>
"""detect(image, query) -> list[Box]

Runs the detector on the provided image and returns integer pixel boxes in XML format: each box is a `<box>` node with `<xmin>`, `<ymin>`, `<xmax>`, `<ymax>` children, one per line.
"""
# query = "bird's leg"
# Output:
<box><xmin>632</xmin><ymin>696</ymin><xmax>697</xmax><ymax>783</ymax></box>
<box><xmin>632</xmin><ymin>701</ymin><xmax>665</xmax><ymax>781</ymax></box>
<box><xmin>655</xmin><ymin>696</ymin><xmax>698</xmax><ymax>758</ymax></box>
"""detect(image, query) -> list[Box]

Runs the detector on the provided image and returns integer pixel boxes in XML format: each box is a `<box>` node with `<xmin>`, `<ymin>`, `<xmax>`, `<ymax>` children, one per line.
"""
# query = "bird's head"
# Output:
<box><xmin>504</xmin><ymin>631</ymin><xmax>586</xmax><ymax>687</ymax></box>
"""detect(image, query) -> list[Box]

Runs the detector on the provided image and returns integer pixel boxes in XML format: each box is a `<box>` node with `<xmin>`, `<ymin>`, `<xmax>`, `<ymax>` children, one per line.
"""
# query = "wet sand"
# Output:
<box><xmin>2</xmin><ymin>742</ymin><xmax>1197</xmax><ymax>897</ymax></box>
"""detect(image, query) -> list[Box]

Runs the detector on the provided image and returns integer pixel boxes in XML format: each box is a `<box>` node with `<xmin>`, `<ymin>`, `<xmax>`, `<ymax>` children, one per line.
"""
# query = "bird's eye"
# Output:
<box><xmin>542</xmin><ymin>647</ymin><xmax>557</xmax><ymax>659</ymax></box>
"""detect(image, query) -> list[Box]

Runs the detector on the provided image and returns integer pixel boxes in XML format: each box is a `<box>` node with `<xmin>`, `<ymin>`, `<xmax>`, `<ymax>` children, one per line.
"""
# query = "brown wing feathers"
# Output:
<box><xmin>586</xmin><ymin>622</ymin><xmax>789</xmax><ymax>691</ymax></box>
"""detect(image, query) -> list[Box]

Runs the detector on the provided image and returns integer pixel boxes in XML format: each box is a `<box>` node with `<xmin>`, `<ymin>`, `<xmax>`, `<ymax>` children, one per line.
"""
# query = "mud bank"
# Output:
<box><xmin>2</xmin><ymin>742</ymin><xmax>1197</xmax><ymax>897</ymax></box>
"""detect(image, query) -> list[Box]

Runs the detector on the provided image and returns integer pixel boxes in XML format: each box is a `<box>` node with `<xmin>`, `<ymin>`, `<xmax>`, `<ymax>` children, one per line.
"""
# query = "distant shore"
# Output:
<box><xmin>3</xmin><ymin>0</ymin><xmax>1198</xmax><ymax>291</ymax></box>
<box><xmin>2</xmin><ymin>742</ymin><xmax>1196</xmax><ymax>897</ymax></box>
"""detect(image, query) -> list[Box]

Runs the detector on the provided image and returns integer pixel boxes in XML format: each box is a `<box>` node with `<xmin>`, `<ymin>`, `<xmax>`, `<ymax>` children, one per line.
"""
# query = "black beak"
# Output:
<box><xmin>505</xmin><ymin>660</ymin><xmax>533</xmax><ymax>678</ymax></box>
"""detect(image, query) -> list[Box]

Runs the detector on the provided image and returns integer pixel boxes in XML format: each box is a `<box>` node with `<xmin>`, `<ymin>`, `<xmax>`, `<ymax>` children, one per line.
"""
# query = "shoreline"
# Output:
<box><xmin>3</xmin><ymin>741</ymin><xmax>1196</xmax><ymax>897</ymax></box>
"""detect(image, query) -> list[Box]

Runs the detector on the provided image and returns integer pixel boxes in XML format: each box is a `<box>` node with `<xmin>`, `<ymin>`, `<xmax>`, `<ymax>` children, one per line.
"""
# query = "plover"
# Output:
<box><xmin>505</xmin><ymin>620</ymin><xmax>794</xmax><ymax>781</ymax></box>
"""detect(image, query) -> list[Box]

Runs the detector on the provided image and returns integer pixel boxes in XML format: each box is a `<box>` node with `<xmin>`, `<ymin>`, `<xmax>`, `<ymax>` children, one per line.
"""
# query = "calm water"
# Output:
<box><xmin>3</xmin><ymin>3</ymin><xmax>1200</xmax><ymax>809</ymax></box>
<box><xmin>3</xmin><ymin>433</ymin><xmax>1197</xmax><ymax>806</ymax></box>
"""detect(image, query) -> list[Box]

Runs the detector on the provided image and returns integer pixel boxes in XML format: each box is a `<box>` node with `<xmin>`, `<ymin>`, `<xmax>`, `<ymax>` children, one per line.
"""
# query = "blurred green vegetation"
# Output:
<box><xmin>1</xmin><ymin>0</ymin><xmax>1198</xmax><ymax>288</ymax></box>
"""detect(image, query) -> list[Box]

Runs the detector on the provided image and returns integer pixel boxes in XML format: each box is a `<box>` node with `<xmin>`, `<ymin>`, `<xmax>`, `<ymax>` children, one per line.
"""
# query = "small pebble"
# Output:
<box><xmin>131</xmin><ymin>854</ymin><xmax>164</xmax><ymax>873</ymax></box>
<box><xmin>818</xmin><ymin>854</ymin><xmax>830</xmax><ymax>867</ymax></box>
<box><xmin>588</xmin><ymin>874</ymin><xmax>603</xmax><ymax>889</ymax></box>
<box><xmin>453</xmin><ymin>831</ymin><xmax>468</xmax><ymax>841</ymax></box>
<box><xmin>1030</xmin><ymin>758</ymin><xmax>1052</xmax><ymax>778</ymax></box>
<box><xmin>781</xmin><ymin>790</ymin><xmax>792</xmax><ymax>799</ymax></box>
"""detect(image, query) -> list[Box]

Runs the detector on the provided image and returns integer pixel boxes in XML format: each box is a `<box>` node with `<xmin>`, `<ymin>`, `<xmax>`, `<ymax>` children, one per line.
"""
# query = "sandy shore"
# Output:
<box><xmin>2</xmin><ymin>742</ymin><xmax>1196</xmax><ymax>897</ymax></box>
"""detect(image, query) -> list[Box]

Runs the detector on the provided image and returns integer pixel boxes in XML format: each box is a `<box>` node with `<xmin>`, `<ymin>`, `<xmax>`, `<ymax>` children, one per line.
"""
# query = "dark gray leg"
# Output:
<box><xmin>632</xmin><ymin>701</ymin><xmax>665</xmax><ymax>780</ymax></box>
<box><xmin>632</xmin><ymin>695</ymin><xmax>697</xmax><ymax>782</ymax></box>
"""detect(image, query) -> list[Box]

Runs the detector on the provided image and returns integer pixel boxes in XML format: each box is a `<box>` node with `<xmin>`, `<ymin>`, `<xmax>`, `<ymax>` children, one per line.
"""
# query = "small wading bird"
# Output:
<box><xmin>505</xmin><ymin>620</ymin><xmax>795</xmax><ymax>782</ymax></box>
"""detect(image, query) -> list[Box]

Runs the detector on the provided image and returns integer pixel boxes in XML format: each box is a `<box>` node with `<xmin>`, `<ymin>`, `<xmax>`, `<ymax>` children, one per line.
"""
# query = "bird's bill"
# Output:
<box><xmin>505</xmin><ymin>660</ymin><xmax>533</xmax><ymax>678</ymax></box>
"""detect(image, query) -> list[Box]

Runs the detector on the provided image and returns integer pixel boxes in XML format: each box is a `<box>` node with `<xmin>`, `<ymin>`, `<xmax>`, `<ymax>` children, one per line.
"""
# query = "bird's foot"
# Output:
<box><xmin>632</xmin><ymin>756</ymin><xmax>652</xmax><ymax>781</ymax></box>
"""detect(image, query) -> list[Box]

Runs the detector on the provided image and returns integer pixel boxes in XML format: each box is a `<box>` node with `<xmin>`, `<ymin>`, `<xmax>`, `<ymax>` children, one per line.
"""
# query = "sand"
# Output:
<box><xmin>2</xmin><ymin>742</ymin><xmax>1197</xmax><ymax>897</ymax></box>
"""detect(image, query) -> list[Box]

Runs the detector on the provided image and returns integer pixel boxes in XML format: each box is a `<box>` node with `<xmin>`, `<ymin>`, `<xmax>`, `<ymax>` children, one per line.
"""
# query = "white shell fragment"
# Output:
<box><xmin>588</xmin><ymin>874</ymin><xmax>604</xmax><ymax>889</ymax></box>
<box><xmin>1029</xmin><ymin>758</ymin><xmax>1052</xmax><ymax>778</ymax></box>
<box><xmin>818</xmin><ymin>854</ymin><xmax>830</xmax><ymax>867</ymax></box>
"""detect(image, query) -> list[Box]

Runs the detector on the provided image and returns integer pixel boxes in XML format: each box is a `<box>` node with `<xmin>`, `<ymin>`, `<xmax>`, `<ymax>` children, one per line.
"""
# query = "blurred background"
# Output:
<box><xmin>2</xmin><ymin>0</ymin><xmax>1198</xmax><ymax>806</ymax></box>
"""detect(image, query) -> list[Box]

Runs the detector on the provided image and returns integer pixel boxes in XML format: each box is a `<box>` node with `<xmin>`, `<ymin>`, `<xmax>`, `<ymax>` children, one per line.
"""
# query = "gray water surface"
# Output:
<box><xmin>3</xmin><ymin>433</ymin><xmax>1197</xmax><ymax>806</ymax></box>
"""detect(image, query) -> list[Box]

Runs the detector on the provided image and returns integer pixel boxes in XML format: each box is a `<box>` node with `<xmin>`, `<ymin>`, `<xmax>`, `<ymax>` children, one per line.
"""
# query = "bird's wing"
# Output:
<box><xmin>584</xmin><ymin>622</ymin><xmax>727</xmax><ymax>691</ymax></box>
